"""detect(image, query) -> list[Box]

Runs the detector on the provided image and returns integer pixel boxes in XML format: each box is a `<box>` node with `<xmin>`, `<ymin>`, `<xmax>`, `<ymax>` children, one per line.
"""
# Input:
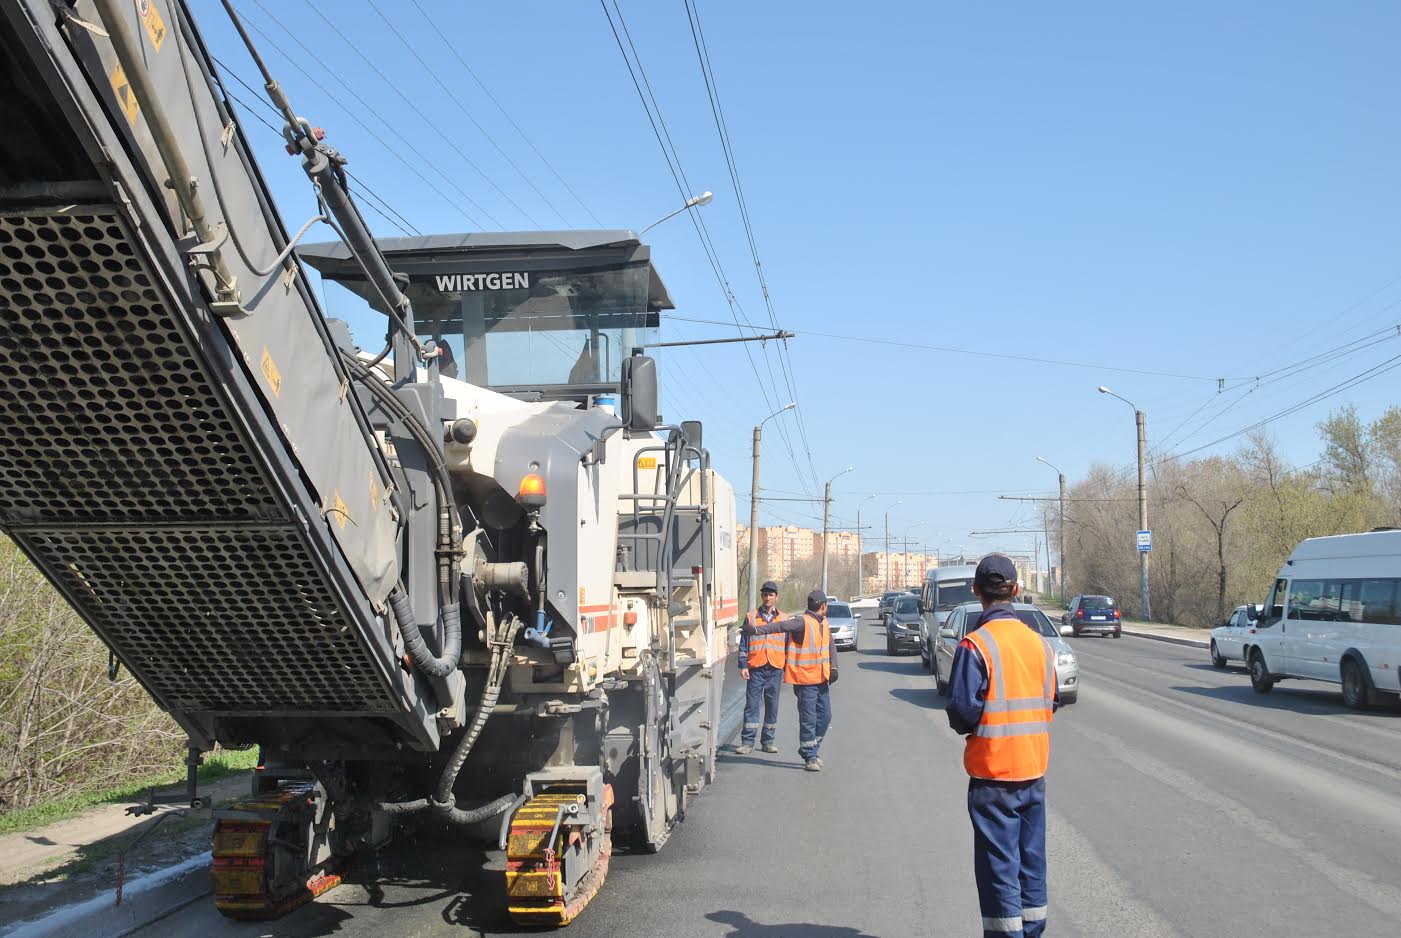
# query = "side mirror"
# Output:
<box><xmin>679</xmin><ymin>419</ymin><xmax>703</xmax><ymax>451</ymax></box>
<box><xmin>621</xmin><ymin>355</ymin><xmax>658</xmax><ymax>431</ymax></box>
<box><xmin>1059</xmin><ymin>625</ymin><xmax>1073</xmax><ymax>637</ymax></box>
<box><xmin>853</xmin><ymin>611</ymin><xmax>862</xmax><ymax>619</ymax></box>
<box><xmin>938</xmin><ymin>627</ymin><xmax>956</xmax><ymax>640</ymax></box>
<box><xmin>1245</xmin><ymin>603</ymin><xmax>1259</xmax><ymax>622</ymax></box>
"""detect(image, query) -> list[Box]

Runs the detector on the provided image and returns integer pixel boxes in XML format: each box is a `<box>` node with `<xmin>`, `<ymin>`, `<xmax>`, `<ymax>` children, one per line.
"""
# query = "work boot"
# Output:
<box><xmin>735</xmin><ymin>744</ymin><xmax>753</xmax><ymax>755</ymax></box>
<box><xmin>804</xmin><ymin>759</ymin><xmax>821</xmax><ymax>772</ymax></box>
<box><xmin>813</xmin><ymin>757</ymin><xmax>824</xmax><ymax>769</ymax></box>
<box><xmin>762</xmin><ymin>743</ymin><xmax>779</xmax><ymax>754</ymax></box>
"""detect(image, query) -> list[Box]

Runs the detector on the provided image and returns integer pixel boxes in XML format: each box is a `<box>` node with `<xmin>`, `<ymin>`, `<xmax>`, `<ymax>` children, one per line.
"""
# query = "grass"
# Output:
<box><xmin>0</xmin><ymin>747</ymin><xmax>259</xmax><ymax>837</ymax></box>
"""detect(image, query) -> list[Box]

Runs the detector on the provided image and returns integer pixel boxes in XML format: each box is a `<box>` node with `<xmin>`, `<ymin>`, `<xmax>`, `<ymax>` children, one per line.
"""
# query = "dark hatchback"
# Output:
<box><xmin>1062</xmin><ymin>594</ymin><xmax>1122</xmax><ymax>637</ymax></box>
<box><xmin>886</xmin><ymin>595</ymin><xmax>923</xmax><ymax>654</ymax></box>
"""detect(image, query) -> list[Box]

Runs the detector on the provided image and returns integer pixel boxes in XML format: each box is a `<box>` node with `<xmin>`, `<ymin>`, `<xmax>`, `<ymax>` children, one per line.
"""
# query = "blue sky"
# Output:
<box><xmin>194</xmin><ymin>0</ymin><xmax>1401</xmax><ymax>558</ymax></box>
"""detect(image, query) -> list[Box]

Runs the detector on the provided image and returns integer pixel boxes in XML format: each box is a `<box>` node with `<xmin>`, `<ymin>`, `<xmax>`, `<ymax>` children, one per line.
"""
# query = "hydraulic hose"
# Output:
<box><xmin>388</xmin><ymin>589</ymin><xmax>461</xmax><ymax>679</ymax></box>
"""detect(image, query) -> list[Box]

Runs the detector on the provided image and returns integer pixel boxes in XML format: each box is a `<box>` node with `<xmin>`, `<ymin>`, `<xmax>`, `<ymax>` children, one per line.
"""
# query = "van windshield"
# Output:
<box><xmin>935</xmin><ymin>580</ymin><xmax>975</xmax><ymax>609</ymax></box>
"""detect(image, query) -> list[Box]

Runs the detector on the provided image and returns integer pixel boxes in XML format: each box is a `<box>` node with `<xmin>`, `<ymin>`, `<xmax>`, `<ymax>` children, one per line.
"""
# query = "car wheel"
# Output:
<box><xmin>1210</xmin><ymin>641</ymin><xmax>1227</xmax><ymax>668</ymax></box>
<box><xmin>1112</xmin><ymin>629</ymin><xmax>1121</xmax><ymax>639</ymax></box>
<box><xmin>934</xmin><ymin>658</ymin><xmax>949</xmax><ymax>696</ymax></box>
<box><xmin>886</xmin><ymin>636</ymin><xmax>895</xmax><ymax>655</ymax></box>
<box><xmin>1341</xmin><ymin>658</ymin><xmax>1370</xmax><ymax>710</ymax></box>
<box><xmin>920</xmin><ymin>643</ymin><xmax>931</xmax><ymax>671</ymax></box>
<box><xmin>1249</xmin><ymin>650</ymin><xmax>1275</xmax><ymax>694</ymax></box>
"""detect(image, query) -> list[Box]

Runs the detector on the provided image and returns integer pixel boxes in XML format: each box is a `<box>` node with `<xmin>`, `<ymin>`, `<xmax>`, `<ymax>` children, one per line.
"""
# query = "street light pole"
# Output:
<box><xmin>902</xmin><ymin>521</ymin><xmax>925</xmax><ymax>588</ymax></box>
<box><xmin>1036</xmin><ymin>456</ymin><xmax>1067</xmax><ymax>605</ymax></box>
<box><xmin>1099</xmin><ymin>386</ymin><xmax>1151</xmax><ymax>619</ymax></box>
<box><xmin>821</xmin><ymin>467</ymin><xmax>855</xmax><ymax>596</ymax></box>
<box><xmin>640</xmin><ymin>190</ymin><xmax>714</xmax><ymax>235</ymax></box>
<box><xmin>746</xmin><ymin>402</ymin><xmax>796</xmax><ymax>615</ymax></box>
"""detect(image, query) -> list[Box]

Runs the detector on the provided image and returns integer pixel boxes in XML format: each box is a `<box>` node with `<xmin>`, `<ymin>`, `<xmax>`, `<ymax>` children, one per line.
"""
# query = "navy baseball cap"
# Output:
<box><xmin>974</xmin><ymin>554</ymin><xmax>1018</xmax><ymax>591</ymax></box>
<box><xmin>806</xmin><ymin>589</ymin><xmax>828</xmax><ymax>610</ymax></box>
<box><xmin>761</xmin><ymin>581</ymin><xmax>779</xmax><ymax>594</ymax></box>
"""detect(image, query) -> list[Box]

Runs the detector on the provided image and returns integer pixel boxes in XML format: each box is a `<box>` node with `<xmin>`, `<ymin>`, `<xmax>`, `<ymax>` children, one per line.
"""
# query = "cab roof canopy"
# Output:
<box><xmin>297</xmin><ymin>230</ymin><xmax>675</xmax><ymax>317</ymax></box>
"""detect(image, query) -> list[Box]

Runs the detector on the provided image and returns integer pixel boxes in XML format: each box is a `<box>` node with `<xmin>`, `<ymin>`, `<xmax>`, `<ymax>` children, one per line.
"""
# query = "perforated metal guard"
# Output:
<box><xmin>0</xmin><ymin>206</ymin><xmax>397</xmax><ymax>714</ymax></box>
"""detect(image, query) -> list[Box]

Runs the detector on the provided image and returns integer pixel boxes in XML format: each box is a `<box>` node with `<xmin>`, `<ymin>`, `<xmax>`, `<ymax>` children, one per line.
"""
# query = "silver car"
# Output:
<box><xmin>931</xmin><ymin>602</ymin><xmax>1079</xmax><ymax>705</ymax></box>
<box><xmin>826</xmin><ymin>599</ymin><xmax>858</xmax><ymax>651</ymax></box>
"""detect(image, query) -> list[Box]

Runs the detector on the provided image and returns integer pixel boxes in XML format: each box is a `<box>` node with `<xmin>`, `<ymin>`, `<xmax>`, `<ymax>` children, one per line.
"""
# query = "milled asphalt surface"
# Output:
<box><xmin>133</xmin><ymin>618</ymin><xmax>1401</xmax><ymax>937</ymax></box>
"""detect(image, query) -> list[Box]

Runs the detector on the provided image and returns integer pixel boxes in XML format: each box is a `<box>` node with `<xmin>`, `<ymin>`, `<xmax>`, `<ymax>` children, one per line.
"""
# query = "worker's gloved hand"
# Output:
<box><xmin>740</xmin><ymin>622</ymin><xmax>757</xmax><ymax>635</ymax></box>
<box><xmin>829</xmin><ymin>669</ymin><xmax>839</xmax><ymax>685</ymax></box>
<box><xmin>740</xmin><ymin>668</ymin><xmax>750</xmax><ymax>681</ymax></box>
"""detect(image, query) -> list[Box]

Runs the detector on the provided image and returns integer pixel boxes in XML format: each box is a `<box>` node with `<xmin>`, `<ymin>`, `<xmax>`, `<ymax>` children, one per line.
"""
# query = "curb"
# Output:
<box><xmin>5</xmin><ymin>853</ymin><xmax>211</xmax><ymax>938</ymax></box>
<box><xmin>1120</xmin><ymin>627</ymin><xmax>1209</xmax><ymax>650</ymax></box>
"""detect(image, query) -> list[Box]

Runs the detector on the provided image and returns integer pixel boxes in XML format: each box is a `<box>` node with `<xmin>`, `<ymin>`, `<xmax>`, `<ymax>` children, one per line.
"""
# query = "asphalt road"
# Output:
<box><xmin>138</xmin><ymin>618</ymin><xmax>1401</xmax><ymax>937</ymax></box>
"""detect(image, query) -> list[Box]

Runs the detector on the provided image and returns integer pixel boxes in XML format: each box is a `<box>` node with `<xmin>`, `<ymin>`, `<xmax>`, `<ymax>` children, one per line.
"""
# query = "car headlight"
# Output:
<box><xmin>1056</xmin><ymin>652</ymin><xmax>1076</xmax><ymax>667</ymax></box>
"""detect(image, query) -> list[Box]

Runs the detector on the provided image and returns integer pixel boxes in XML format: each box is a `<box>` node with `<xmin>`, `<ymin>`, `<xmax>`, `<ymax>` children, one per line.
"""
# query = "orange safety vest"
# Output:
<box><xmin>784</xmin><ymin>612</ymin><xmax>831</xmax><ymax>685</ymax></box>
<box><xmin>745</xmin><ymin>609</ymin><xmax>787</xmax><ymax>669</ymax></box>
<box><xmin>962</xmin><ymin>615</ymin><xmax>1056</xmax><ymax>782</ymax></box>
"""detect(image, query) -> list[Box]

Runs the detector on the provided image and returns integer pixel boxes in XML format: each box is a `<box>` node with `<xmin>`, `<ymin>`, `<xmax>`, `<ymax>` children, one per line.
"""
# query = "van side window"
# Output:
<box><xmin>1359</xmin><ymin>579</ymin><xmax>1398</xmax><ymax>625</ymax></box>
<box><xmin>1287</xmin><ymin>579</ymin><xmax>1326</xmax><ymax>620</ymax></box>
<box><xmin>1260</xmin><ymin>579</ymin><xmax>1287</xmax><ymax>627</ymax></box>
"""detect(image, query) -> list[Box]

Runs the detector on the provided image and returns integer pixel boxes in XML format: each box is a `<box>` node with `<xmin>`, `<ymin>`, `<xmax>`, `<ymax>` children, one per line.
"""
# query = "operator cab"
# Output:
<box><xmin>299</xmin><ymin>230</ymin><xmax>672</xmax><ymax>405</ymax></box>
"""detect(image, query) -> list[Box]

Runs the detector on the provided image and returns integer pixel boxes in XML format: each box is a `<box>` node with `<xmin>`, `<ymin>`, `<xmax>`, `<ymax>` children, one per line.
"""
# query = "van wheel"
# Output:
<box><xmin>1210</xmin><ymin>641</ymin><xmax>1226</xmax><ymax>668</ymax></box>
<box><xmin>1249</xmin><ymin>651</ymin><xmax>1274</xmax><ymax>694</ymax></box>
<box><xmin>1341</xmin><ymin>658</ymin><xmax>1370</xmax><ymax>710</ymax></box>
<box><xmin>934</xmin><ymin>658</ymin><xmax>949</xmax><ymax>696</ymax></box>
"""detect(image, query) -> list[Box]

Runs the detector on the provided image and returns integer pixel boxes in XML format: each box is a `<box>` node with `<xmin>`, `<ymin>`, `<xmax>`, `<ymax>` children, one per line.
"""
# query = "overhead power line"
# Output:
<box><xmin>404</xmin><ymin>0</ymin><xmax>603</xmax><ymax>227</ymax></box>
<box><xmin>597</xmin><ymin>0</ymin><xmax>814</xmax><ymax>495</ymax></box>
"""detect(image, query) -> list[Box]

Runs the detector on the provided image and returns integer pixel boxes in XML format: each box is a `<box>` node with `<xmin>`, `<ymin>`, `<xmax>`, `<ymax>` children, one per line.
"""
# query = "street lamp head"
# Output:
<box><xmin>689</xmin><ymin>190</ymin><xmax>715</xmax><ymax>207</ymax></box>
<box><xmin>1097</xmin><ymin>386</ymin><xmax>1111</xmax><ymax>395</ymax></box>
<box><xmin>782</xmin><ymin>402</ymin><xmax>797</xmax><ymax>412</ymax></box>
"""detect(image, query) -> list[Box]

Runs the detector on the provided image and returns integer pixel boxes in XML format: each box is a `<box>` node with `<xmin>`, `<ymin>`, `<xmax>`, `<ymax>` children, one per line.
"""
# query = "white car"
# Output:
<box><xmin>1209</xmin><ymin>604</ymin><xmax>1256</xmax><ymax>667</ymax></box>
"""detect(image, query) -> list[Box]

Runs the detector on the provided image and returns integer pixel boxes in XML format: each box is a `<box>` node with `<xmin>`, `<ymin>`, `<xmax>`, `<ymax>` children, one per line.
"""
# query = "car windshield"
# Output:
<box><xmin>894</xmin><ymin>598</ymin><xmax>918</xmax><ymax>615</ymax></box>
<box><xmin>882</xmin><ymin>592</ymin><xmax>901</xmax><ymax>603</ymax></box>
<box><xmin>827</xmin><ymin>603</ymin><xmax>853</xmax><ymax>618</ymax></box>
<box><xmin>1016</xmin><ymin>609</ymin><xmax>1058</xmax><ymax>637</ymax></box>
<box><xmin>1082</xmin><ymin>596</ymin><xmax>1115</xmax><ymax>610</ymax></box>
<box><xmin>934</xmin><ymin>580</ymin><xmax>976</xmax><ymax>609</ymax></box>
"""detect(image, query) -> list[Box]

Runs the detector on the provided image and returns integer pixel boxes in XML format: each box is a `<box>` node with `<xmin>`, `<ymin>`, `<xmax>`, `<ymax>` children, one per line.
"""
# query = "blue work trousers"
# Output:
<box><xmin>792</xmin><ymin>682</ymin><xmax>831</xmax><ymax>761</ymax></box>
<box><xmin>968</xmin><ymin>777</ymin><xmax>1047</xmax><ymax>938</ymax></box>
<box><xmin>740</xmin><ymin>665</ymin><xmax>782</xmax><ymax>747</ymax></box>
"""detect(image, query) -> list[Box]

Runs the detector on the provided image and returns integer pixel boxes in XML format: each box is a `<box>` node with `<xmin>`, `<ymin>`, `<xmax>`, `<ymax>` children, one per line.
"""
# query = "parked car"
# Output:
<box><xmin>826</xmin><ymin>600</ymin><xmax>858</xmax><ymax>651</ymax></box>
<box><xmin>1243</xmin><ymin>530</ymin><xmax>1401</xmax><ymax>709</ymax></box>
<box><xmin>1209</xmin><ymin>604</ymin><xmax>1256</xmax><ymax>667</ymax></box>
<box><xmin>1062</xmin><ymin>595</ymin><xmax>1122</xmax><ymax>637</ymax></box>
<box><xmin>885</xmin><ymin>594</ymin><xmax>923</xmax><ymax>655</ymax></box>
<box><xmin>878</xmin><ymin>591</ymin><xmax>904</xmax><ymax>623</ymax></box>
<box><xmin>932</xmin><ymin>602</ymin><xmax>1079</xmax><ymax>704</ymax></box>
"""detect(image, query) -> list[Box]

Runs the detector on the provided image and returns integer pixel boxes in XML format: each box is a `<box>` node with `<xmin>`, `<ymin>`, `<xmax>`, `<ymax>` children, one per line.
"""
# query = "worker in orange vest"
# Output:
<box><xmin>741</xmin><ymin>588</ymin><xmax>838</xmax><ymax>771</ymax></box>
<box><xmin>946</xmin><ymin>555</ymin><xmax>1058</xmax><ymax>938</ymax></box>
<box><xmin>736</xmin><ymin>581</ymin><xmax>787</xmax><ymax>755</ymax></box>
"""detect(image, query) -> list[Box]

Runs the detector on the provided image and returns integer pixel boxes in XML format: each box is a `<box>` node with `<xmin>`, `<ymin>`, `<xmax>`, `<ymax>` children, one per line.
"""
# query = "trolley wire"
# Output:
<box><xmin>404</xmin><ymin>0</ymin><xmax>604</xmax><ymax>227</ymax></box>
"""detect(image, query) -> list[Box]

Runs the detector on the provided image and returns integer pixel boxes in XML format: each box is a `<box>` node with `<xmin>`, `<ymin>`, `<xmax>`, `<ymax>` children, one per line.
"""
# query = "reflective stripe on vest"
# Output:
<box><xmin>746</xmin><ymin>609</ymin><xmax>787</xmax><ymax>669</ymax></box>
<box><xmin>784</xmin><ymin>612</ymin><xmax>831</xmax><ymax>685</ymax></box>
<box><xmin>962</xmin><ymin>616</ymin><xmax>1055</xmax><ymax>781</ymax></box>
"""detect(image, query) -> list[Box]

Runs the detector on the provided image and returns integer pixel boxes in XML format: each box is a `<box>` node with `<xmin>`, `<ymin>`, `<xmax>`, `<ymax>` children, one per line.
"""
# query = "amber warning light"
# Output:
<box><xmin>518</xmin><ymin>473</ymin><xmax>547</xmax><ymax>507</ymax></box>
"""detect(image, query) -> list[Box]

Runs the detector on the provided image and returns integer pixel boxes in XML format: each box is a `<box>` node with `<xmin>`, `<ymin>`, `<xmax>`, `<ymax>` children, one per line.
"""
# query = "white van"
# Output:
<box><xmin>1244</xmin><ymin>530</ymin><xmax>1401</xmax><ymax>708</ymax></box>
<box><xmin>917</xmin><ymin>564</ymin><xmax>978</xmax><ymax>670</ymax></box>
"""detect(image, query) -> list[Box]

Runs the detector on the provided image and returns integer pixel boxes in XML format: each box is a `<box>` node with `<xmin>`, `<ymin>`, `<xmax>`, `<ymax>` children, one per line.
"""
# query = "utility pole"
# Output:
<box><xmin>1136</xmin><ymin>408</ymin><xmax>1151</xmax><ymax>619</ymax></box>
<box><xmin>1099</xmin><ymin>387</ymin><xmax>1151</xmax><ymax>619</ymax></box>
<box><xmin>1036</xmin><ymin>456</ymin><xmax>1067</xmax><ymax>604</ymax></box>
<box><xmin>855</xmin><ymin>494</ymin><xmax>876</xmax><ymax>596</ymax></box>
<box><xmin>746</xmin><ymin>403</ymin><xmax>796</xmax><ymax>615</ymax></box>
<box><xmin>882</xmin><ymin>500</ymin><xmax>901</xmax><ymax>591</ymax></box>
<box><xmin>902</xmin><ymin>521</ymin><xmax>925</xmax><ymax>589</ymax></box>
<box><xmin>820</xmin><ymin>467</ymin><xmax>854</xmax><ymax>596</ymax></box>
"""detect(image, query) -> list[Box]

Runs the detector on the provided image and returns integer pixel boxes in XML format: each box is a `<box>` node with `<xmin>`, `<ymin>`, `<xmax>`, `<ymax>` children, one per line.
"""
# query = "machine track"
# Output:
<box><xmin>210</xmin><ymin>784</ymin><xmax>342</xmax><ymax>920</ymax></box>
<box><xmin>505</xmin><ymin>786</ymin><xmax>614</xmax><ymax>927</ymax></box>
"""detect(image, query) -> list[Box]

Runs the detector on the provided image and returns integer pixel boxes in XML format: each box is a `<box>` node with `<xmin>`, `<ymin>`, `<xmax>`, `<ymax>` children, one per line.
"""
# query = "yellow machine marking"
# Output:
<box><xmin>331</xmin><ymin>490</ymin><xmax>349</xmax><ymax>530</ymax></box>
<box><xmin>109</xmin><ymin>66</ymin><xmax>139</xmax><ymax>126</ymax></box>
<box><xmin>259</xmin><ymin>347</ymin><xmax>282</xmax><ymax>398</ymax></box>
<box><xmin>135</xmin><ymin>0</ymin><xmax>167</xmax><ymax>51</ymax></box>
<box><xmin>505</xmin><ymin>789</ymin><xmax>609</xmax><ymax>927</ymax></box>
<box><xmin>638</xmin><ymin>456</ymin><xmax>657</xmax><ymax>469</ymax></box>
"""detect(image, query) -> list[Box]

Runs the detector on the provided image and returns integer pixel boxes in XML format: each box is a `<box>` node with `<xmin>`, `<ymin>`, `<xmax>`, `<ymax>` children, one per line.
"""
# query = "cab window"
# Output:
<box><xmin>1260</xmin><ymin>579</ymin><xmax>1287</xmax><ymax>627</ymax></box>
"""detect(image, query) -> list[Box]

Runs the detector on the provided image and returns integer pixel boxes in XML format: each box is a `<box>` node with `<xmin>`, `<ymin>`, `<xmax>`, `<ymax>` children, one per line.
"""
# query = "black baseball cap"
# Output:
<box><xmin>806</xmin><ymin>589</ymin><xmax>828</xmax><ymax>610</ymax></box>
<box><xmin>974</xmin><ymin>554</ymin><xmax>1018</xmax><ymax>591</ymax></box>
<box><xmin>761</xmin><ymin>581</ymin><xmax>779</xmax><ymax>594</ymax></box>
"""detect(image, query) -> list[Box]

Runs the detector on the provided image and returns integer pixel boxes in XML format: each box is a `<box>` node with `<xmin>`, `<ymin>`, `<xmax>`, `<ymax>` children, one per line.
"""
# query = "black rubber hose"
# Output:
<box><xmin>389</xmin><ymin>589</ymin><xmax>460</xmax><ymax>679</ymax></box>
<box><xmin>370</xmin><ymin>792</ymin><xmax>516</xmax><ymax>823</ymax></box>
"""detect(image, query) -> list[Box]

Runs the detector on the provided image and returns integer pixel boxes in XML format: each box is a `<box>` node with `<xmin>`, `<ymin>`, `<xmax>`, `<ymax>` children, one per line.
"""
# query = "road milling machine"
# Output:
<box><xmin>0</xmin><ymin>0</ymin><xmax>738</xmax><ymax>925</ymax></box>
